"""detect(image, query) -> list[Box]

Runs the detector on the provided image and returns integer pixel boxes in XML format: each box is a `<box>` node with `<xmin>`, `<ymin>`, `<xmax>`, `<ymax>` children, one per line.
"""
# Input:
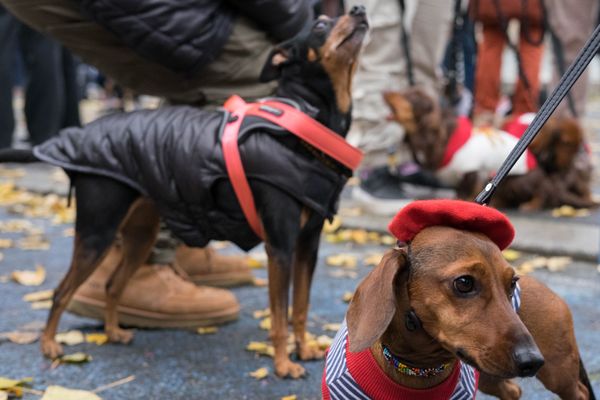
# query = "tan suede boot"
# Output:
<box><xmin>67</xmin><ymin>246</ymin><xmax>240</xmax><ymax>328</ymax></box>
<box><xmin>174</xmin><ymin>245</ymin><xmax>254</xmax><ymax>287</ymax></box>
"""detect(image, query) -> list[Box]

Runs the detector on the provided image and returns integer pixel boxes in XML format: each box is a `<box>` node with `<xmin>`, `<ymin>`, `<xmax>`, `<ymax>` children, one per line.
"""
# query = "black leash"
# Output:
<box><xmin>398</xmin><ymin>0</ymin><xmax>415</xmax><ymax>86</ymax></box>
<box><xmin>475</xmin><ymin>23</ymin><xmax>600</xmax><ymax>205</ymax></box>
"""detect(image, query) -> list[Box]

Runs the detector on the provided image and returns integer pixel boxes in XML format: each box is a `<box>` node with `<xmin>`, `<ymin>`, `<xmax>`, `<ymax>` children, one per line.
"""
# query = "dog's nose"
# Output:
<box><xmin>350</xmin><ymin>5</ymin><xmax>366</xmax><ymax>16</ymax></box>
<box><xmin>513</xmin><ymin>345</ymin><xmax>545</xmax><ymax>377</ymax></box>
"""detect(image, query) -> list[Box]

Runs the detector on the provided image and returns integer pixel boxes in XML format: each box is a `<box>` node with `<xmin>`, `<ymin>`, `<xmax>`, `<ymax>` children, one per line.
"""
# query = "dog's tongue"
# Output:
<box><xmin>388</xmin><ymin>199</ymin><xmax>515</xmax><ymax>250</ymax></box>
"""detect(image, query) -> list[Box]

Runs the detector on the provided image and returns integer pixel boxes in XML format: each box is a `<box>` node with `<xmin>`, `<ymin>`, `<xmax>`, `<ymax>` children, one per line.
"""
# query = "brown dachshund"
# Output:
<box><xmin>342</xmin><ymin>227</ymin><xmax>593</xmax><ymax>399</ymax></box>
<box><xmin>383</xmin><ymin>89</ymin><xmax>597</xmax><ymax>210</ymax></box>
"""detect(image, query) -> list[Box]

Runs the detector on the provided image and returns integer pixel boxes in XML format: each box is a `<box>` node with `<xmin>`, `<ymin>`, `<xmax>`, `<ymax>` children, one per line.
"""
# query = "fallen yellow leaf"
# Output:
<box><xmin>326</xmin><ymin>254</ymin><xmax>357</xmax><ymax>269</ymax></box>
<box><xmin>247</xmin><ymin>257</ymin><xmax>264</xmax><ymax>269</ymax></box>
<box><xmin>253</xmin><ymin>278</ymin><xmax>268</xmax><ymax>287</ymax></box>
<box><xmin>323</xmin><ymin>216</ymin><xmax>342</xmax><ymax>233</ymax></box>
<box><xmin>23</xmin><ymin>289</ymin><xmax>53</xmax><ymax>302</ymax></box>
<box><xmin>17</xmin><ymin>235</ymin><xmax>50</xmax><ymax>251</ymax></box>
<box><xmin>0</xmin><ymin>239</ymin><xmax>12</xmax><ymax>249</ymax></box>
<box><xmin>246</xmin><ymin>341</ymin><xmax>275</xmax><ymax>357</ymax></box>
<box><xmin>502</xmin><ymin>249</ymin><xmax>522</xmax><ymax>262</ymax></box>
<box><xmin>11</xmin><ymin>265</ymin><xmax>46</xmax><ymax>286</ymax></box>
<box><xmin>380</xmin><ymin>235</ymin><xmax>397</xmax><ymax>246</ymax></box>
<box><xmin>62</xmin><ymin>227</ymin><xmax>75</xmax><ymax>237</ymax></box>
<box><xmin>0</xmin><ymin>377</ymin><xmax>33</xmax><ymax>397</ymax></box>
<box><xmin>31</xmin><ymin>300</ymin><xmax>52</xmax><ymax>310</ymax></box>
<box><xmin>3</xmin><ymin>331</ymin><xmax>40</xmax><ymax>344</ymax></box>
<box><xmin>281</xmin><ymin>395</ymin><xmax>297</xmax><ymax>400</ymax></box>
<box><xmin>196</xmin><ymin>327</ymin><xmax>218</xmax><ymax>335</ymax></box>
<box><xmin>328</xmin><ymin>269</ymin><xmax>358</xmax><ymax>279</ymax></box>
<box><xmin>259</xmin><ymin>317</ymin><xmax>271</xmax><ymax>331</ymax></box>
<box><xmin>41</xmin><ymin>385</ymin><xmax>101</xmax><ymax>400</ymax></box>
<box><xmin>248</xmin><ymin>367</ymin><xmax>269</xmax><ymax>380</ymax></box>
<box><xmin>363</xmin><ymin>253</ymin><xmax>383</xmax><ymax>267</ymax></box>
<box><xmin>322</xmin><ymin>323</ymin><xmax>342</xmax><ymax>332</ymax></box>
<box><xmin>316</xmin><ymin>335</ymin><xmax>333</xmax><ymax>350</ymax></box>
<box><xmin>56</xmin><ymin>330</ymin><xmax>85</xmax><ymax>346</ymax></box>
<box><xmin>60</xmin><ymin>352</ymin><xmax>92</xmax><ymax>364</ymax></box>
<box><xmin>252</xmin><ymin>308</ymin><xmax>270</xmax><ymax>319</ymax></box>
<box><xmin>551</xmin><ymin>205</ymin><xmax>590</xmax><ymax>218</ymax></box>
<box><xmin>342</xmin><ymin>291</ymin><xmax>353</xmax><ymax>303</ymax></box>
<box><xmin>85</xmin><ymin>333</ymin><xmax>109</xmax><ymax>345</ymax></box>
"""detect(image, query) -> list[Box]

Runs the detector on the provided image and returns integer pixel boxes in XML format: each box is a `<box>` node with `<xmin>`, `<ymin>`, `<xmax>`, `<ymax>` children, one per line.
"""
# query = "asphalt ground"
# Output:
<box><xmin>0</xmin><ymin>203</ymin><xmax>598</xmax><ymax>399</ymax></box>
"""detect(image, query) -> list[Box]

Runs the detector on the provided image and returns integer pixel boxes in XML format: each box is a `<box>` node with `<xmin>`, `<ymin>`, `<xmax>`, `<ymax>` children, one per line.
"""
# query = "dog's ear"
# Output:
<box><xmin>383</xmin><ymin>92</ymin><xmax>417</xmax><ymax>134</ymax></box>
<box><xmin>259</xmin><ymin>41</ymin><xmax>298</xmax><ymax>82</ymax></box>
<box><xmin>346</xmin><ymin>248</ymin><xmax>407</xmax><ymax>353</ymax></box>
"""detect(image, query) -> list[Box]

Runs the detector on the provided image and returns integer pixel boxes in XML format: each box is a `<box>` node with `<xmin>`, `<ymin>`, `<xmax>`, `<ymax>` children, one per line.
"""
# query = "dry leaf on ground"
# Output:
<box><xmin>363</xmin><ymin>253</ymin><xmax>383</xmax><ymax>267</ymax></box>
<box><xmin>0</xmin><ymin>239</ymin><xmax>12</xmax><ymax>249</ymax></box>
<box><xmin>322</xmin><ymin>323</ymin><xmax>342</xmax><ymax>332</ymax></box>
<box><xmin>23</xmin><ymin>289</ymin><xmax>53</xmax><ymax>302</ymax></box>
<box><xmin>197</xmin><ymin>327</ymin><xmax>218</xmax><ymax>335</ymax></box>
<box><xmin>328</xmin><ymin>269</ymin><xmax>358</xmax><ymax>279</ymax></box>
<box><xmin>253</xmin><ymin>278</ymin><xmax>268</xmax><ymax>287</ymax></box>
<box><xmin>85</xmin><ymin>333</ymin><xmax>108</xmax><ymax>345</ymax></box>
<box><xmin>259</xmin><ymin>317</ymin><xmax>271</xmax><ymax>331</ymax></box>
<box><xmin>248</xmin><ymin>257</ymin><xmax>265</xmax><ymax>269</ymax></box>
<box><xmin>0</xmin><ymin>219</ymin><xmax>38</xmax><ymax>234</ymax></box>
<box><xmin>0</xmin><ymin>390</ymin><xmax>7</xmax><ymax>400</ymax></box>
<box><xmin>0</xmin><ymin>377</ymin><xmax>33</xmax><ymax>397</ymax></box>
<box><xmin>342</xmin><ymin>292</ymin><xmax>353</xmax><ymax>303</ymax></box>
<box><xmin>11</xmin><ymin>265</ymin><xmax>46</xmax><ymax>286</ymax></box>
<box><xmin>516</xmin><ymin>256</ymin><xmax>572</xmax><ymax>274</ymax></box>
<box><xmin>323</xmin><ymin>216</ymin><xmax>342</xmax><ymax>233</ymax></box>
<box><xmin>551</xmin><ymin>205</ymin><xmax>590</xmax><ymax>218</ymax></box>
<box><xmin>59</xmin><ymin>352</ymin><xmax>92</xmax><ymax>364</ymax></box>
<box><xmin>248</xmin><ymin>367</ymin><xmax>269</xmax><ymax>380</ymax></box>
<box><xmin>502</xmin><ymin>249</ymin><xmax>522</xmax><ymax>262</ymax></box>
<box><xmin>2</xmin><ymin>331</ymin><xmax>40</xmax><ymax>345</ymax></box>
<box><xmin>281</xmin><ymin>395</ymin><xmax>297</xmax><ymax>400</ymax></box>
<box><xmin>31</xmin><ymin>300</ymin><xmax>52</xmax><ymax>310</ymax></box>
<box><xmin>326</xmin><ymin>254</ymin><xmax>357</xmax><ymax>269</ymax></box>
<box><xmin>17</xmin><ymin>235</ymin><xmax>50</xmax><ymax>251</ymax></box>
<box><xmin>380</xmin><ymin>235</ymin><xmax>396</xmax><ymax>246</ymax></box>
<box><xmin>246</xmin><ymin>341</ymin><xmax>275</xmax><ymax>357</ymax></box>
<box><xmin>56</xmin><ymin>330</ymin><xmax>85</xmax><ymax>346</ymax></box>
<box><xmin>41</xmin><ymin>386</ymin><xmax>101</xmax><ymax>400</ymax></box>
<box><xmin>252</xmin><ymin>308</ymin><xmax>270</xmax><ymax>319</ymax></box>
<box><xmin>63</xmin><ymin>227</ymin><xmax>75</xmax><ymax>237</ymax></box>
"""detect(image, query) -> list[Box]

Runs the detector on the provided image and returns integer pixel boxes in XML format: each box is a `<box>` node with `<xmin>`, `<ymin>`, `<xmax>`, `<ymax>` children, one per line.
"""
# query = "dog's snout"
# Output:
<box><xmin>350</xmin><ymin>5</ymin><xmax>366</xmax><ymax>16</ymax></box>
<box><xmin>513</xmin><ymin>344</ymin><xmax>545</xmax><ymax>377</ymax></box>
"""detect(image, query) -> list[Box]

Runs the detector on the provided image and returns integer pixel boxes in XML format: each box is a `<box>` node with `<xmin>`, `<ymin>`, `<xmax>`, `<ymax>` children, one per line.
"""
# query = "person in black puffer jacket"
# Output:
<box><xmin>0</xmin><ymin>0</ymin><xmax>325</xmax><ymax>329</ymax></box>
<box><xmin>1</xmin><ymin>0</ymin><xmax>315</xmax><ymax>105</ymax></box>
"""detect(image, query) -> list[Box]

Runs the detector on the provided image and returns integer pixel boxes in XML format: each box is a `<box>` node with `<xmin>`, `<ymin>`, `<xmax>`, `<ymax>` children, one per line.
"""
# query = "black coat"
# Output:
<box><xmin>33</xmin><ymin>101</ymin><xmax>347</xmax><ymax>250</ymax></box>
<box><xmin>80</xmin><ymin>0</ymin><xmax>314</xmax><ymax>75</ymax></box>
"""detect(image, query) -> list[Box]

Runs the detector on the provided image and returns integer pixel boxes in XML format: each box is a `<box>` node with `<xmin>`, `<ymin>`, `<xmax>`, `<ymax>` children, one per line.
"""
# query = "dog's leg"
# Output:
<box><xmin>41</xmin><ymin>175</ymin><xmax>140</xmax><ymax>358</ymax></box>
<box><xmin>292</xmin><ymin>212</ymin><xmax>324</xmax><ymax>361</ymax></box>
<box><xmin>478</xmin><ymin>374</ymin><xmax>522</xmax><ymax>400</ymax></box>
<box><xmin>104</xmin><ymin>198</ymin><xmax>160</xmax><ymax>344</ymax></box>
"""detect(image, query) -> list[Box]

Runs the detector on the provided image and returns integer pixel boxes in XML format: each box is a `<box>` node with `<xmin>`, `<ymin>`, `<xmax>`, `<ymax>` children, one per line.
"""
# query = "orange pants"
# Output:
<box><xmin>474</xmin><ymin>24</ymin><xmax>544</xmax><ymax>116</ymax></box>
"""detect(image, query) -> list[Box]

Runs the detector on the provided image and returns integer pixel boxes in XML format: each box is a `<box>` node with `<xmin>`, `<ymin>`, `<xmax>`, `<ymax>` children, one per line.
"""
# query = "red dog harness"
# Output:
<box><xmin>221</xmin><ymin>95</ymin><xmax>363</xmax><ymax>239</ymax></box>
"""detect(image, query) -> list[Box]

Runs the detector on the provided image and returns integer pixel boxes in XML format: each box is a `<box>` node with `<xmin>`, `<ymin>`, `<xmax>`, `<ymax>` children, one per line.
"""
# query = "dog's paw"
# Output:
<box><xmin>298</xmin><ymin>344</ymin><xmax>324</xmax><ymax>361</ymax></box>
<box><xmin>106</xmin><ymin>328</ymin><xmax>134</xmax><ymax>344</ymax></box>
<box><xmin>41</xmin><ymin>338</ymin><xmax>64</xmax><ymax>359</ymax></box>
<box><xmin>275</xmin><ymin>359</ymin><xmax>306</xmax><ymax>379</ymax></box>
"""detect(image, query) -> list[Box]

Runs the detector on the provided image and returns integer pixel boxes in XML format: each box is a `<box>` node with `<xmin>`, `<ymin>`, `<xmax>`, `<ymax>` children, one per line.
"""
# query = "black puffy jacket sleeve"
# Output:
<box><xmin>226</xmin><ymin>0</ymin><xmax>314</xmax><ymax>41</ymax></box>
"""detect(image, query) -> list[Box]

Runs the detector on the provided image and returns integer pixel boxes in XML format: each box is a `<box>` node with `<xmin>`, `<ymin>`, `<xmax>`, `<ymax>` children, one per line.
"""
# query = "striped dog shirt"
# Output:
<box><xmin>322</xmin><ymin>283</ymin><xmax>522</xmax><ymax>399</ymax></box>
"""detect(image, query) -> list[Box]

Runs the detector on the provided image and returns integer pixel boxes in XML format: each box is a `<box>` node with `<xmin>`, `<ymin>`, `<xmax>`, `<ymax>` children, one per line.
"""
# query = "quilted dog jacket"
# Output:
<box><xmin>33</xmin><ymin>101</ymin><xmax>347</xmax><ymax>250</ymax></box>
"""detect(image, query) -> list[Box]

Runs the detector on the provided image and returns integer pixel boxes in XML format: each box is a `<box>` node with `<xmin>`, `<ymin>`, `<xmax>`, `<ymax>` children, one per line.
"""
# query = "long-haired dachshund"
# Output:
<box><xmin>0</xmin><ymin>9</ymin><xmax>368</xmax><ymax>378</ymax></box>
<box><xmin>383</xmin><ymin>89</ymin><xmax>597</xmax><ymax>210</ymax></box>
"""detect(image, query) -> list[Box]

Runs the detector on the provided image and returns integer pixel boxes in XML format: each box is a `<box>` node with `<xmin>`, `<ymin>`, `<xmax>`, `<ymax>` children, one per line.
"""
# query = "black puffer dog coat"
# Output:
<box><xmin>33</xmin><ymin>102</ymin><xmax>347</xmax><ymax>250</ymax></box>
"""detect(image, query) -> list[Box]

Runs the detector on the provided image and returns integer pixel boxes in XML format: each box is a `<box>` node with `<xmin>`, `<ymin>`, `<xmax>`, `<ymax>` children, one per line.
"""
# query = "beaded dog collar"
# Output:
<box><xmin>382</xmin><ymin>344</ymin><xmax>451</xmax><ymax>378</ymax></box>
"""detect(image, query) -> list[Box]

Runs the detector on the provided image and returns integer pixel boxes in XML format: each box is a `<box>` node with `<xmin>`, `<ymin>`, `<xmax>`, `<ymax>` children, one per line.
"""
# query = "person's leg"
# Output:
<box><xmin>0</xmin><ymin>7</ymin><xmax>18</xmax><ymax>148</ymax></box>
<box><xmin>60</xmin><ymin>48</ymin><xmax>81</xmax><ymax>128</ymax></box>
<box><xmin>512</xmin><ymin>25</ymin><xmax>544</xmax><ymax>115</ymax></box>
<box><xmin>473</xmin><ymin>24</ymin><xmax>505</xmax><ymax>121</ymax></box>
<box><xmin>409</xmin><ymin>0</ymin><xmax>453</xmax><ymax>96</ymax></box>
<box><xmin>544</xmin><ymin>0</ymin><xmax>599</xmax><ymax>117</ymax></box>
<box><xmin>20</xmin><ymin>22</ymin><xmax>65</xmax><ymax>145</ymax></box>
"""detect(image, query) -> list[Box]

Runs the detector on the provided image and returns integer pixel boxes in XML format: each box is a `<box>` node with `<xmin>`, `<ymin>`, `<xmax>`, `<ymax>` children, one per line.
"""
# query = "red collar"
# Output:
<box><xmin>221</xmin><ymin>95</ymin><xmax>363</xmax><ymax>239</ymax></box>
<box><xmin>345</xmin><ymin>341</ymin><xmax>462</xmax><ymax>400</ymax></box>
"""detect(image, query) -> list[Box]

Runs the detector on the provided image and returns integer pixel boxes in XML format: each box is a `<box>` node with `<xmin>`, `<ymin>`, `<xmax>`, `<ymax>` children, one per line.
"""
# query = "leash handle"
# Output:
<box><xmin>475</xmin><ymin>23</ymin><xmax>600</xmax><ymax>205</ymax></box>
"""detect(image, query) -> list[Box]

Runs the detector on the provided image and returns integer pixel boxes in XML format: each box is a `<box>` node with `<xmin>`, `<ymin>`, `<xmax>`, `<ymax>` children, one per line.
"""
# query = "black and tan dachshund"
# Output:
<box><xmin>0</xmin><ymin>8</ymin><xmax>368</xmax><ymax>378</ymax></box>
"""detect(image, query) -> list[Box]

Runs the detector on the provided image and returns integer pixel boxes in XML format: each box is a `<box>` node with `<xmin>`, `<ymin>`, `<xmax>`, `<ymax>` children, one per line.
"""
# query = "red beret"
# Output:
<box><xmin>388</xmin><ymin>199</ymin><xmax>515</xmax><ymax>250</ymax></box>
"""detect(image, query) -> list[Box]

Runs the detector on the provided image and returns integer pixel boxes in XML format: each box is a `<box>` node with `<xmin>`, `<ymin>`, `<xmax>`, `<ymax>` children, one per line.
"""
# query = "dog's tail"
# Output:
<box><xmin>0</xmin><ymin>149</ymin><xmax>39</xmax><ymax>163</ymax></box>
<box><xmin>580</xmin><ymin>358</ymin><xmax>597</xmax><ymax>400</ymax></box>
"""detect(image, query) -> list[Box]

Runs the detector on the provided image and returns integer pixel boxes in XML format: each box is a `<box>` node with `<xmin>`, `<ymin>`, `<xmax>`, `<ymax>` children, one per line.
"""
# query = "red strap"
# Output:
<box><xmin>221</xmin><ymin>95</ymin><xmax>363</xmax><ymax>239</ymax></box>
<box><xmin>222</xmin><ymin>97</ymin><xmax>265</xmax><ymax>239</ymax></box>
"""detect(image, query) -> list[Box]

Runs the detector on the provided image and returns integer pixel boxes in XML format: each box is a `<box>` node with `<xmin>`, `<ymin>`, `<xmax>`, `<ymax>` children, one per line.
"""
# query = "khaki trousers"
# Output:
<box><xmin>345</xmin><ymin>0</ymin><xmax>453</xmax><ymax>169</ymax></box>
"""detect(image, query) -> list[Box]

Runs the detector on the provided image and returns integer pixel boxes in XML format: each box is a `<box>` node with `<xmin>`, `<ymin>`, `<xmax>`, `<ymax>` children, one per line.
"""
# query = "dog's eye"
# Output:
<box><xmin>453</xmin><ymin>276</ymin><xmax>475</xmax><ymax>294</ymax></box>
